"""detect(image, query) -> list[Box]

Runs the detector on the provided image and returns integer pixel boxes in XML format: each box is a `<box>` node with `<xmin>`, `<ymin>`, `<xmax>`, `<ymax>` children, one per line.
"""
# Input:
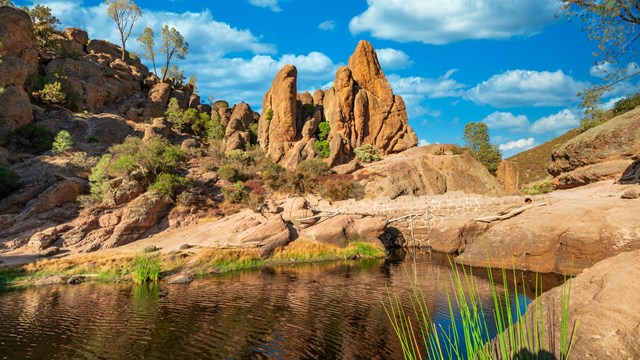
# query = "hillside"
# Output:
<box><xmin>507</xmin><ymin>129</ymin><xmax>581</xmax><ymax>188</ymax></box>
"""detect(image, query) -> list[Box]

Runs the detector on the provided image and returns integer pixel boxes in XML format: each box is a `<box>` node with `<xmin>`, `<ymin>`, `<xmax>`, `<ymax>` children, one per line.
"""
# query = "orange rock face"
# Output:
<box><xmin>258</xmin><ymin>40</ymin><xmax>417</xmax><ymax>167</ymax></box>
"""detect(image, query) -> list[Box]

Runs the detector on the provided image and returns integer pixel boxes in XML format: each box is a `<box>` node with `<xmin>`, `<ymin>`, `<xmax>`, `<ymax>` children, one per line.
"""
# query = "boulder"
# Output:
<box><xmin>621</xmin><ymin>187</ymin><xmax>640</xmax><ymax>199</ymax></box>
<box><xmin>0</xmin><ymin>86</ymin><xmax>33</xmax><ymax>140</ymax></box>
<box><xmin>104</xmin><ymin>192</ymin><xmax>169</xmax><ymax>248</ymax></box>
<box><xmin>67</xmin><ymin>275</ymin><xmax>85</xmax><ymax>285</ymax></box>
<box><xmin>143</xmin><ymin>83</ymin><xmax>172</xmax><ymax>119</ymax></box>
<box><xmin>0</xmin><ymin>6</ymin><xmax>38</xmax><ymax>77</ymax></box>
<box><xmin>35</xmin><ymin>275</ymin><xmax>65</xmax><ymax>286</ymax></box>
<box><xmin>223</xmin><ymin>102</ymin><xmax>258</xmax><ymax>152</ymax></box>
<box><xmin>300</xmin><ymin>215</ymin><xmax>387</xmax><ymax>248</ymax></box>
<box><xmin>28</xmin><ymin>227</ymin><xmax>59</xmax><ymax>251</ymax></box>
<box><xmin>552</xmin><ymin>160</ymin><xmax>632</xmax><ymax>189</ymax></box>
<box><xmin>167</xmin><ymin>271</ymin><xmax>194</xmax><ymax>284</ymax></box>
<box><xmin>234</xmin><ymin>215</ymin><xmax>291</xmax><ymax>259</ymax></box>
<box><xmin>496</xmin><ymin>160</ymin><xmax>520</xmax><ymax>194</ymax></box>
<box><xmin>64</xmin><ymin>28</ymin><xmax>89</xmax><ymax>45</ymax></box>
<box><xmin>502</xmin><ymin>250</ymin><xmax>640</xmax><ymax>358</ymax></box>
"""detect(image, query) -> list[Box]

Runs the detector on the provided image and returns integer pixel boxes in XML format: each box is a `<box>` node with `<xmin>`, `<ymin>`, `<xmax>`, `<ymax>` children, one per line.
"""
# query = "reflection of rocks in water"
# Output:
<box><xmin>0</xmin><ymin>256</ymin><xmax>545</xmax><ymax>359</ymax></box>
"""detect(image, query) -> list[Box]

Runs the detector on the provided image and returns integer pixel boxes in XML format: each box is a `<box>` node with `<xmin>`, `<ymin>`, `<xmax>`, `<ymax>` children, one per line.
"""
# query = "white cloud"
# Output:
<box><xmin>482</xmin><ymin>111</ymin><xmax>529</xmax><ymax>129</ymax></box>
<box><xmin>499</xmin><ymin>137</ymin><xmax>535</xmax><ymax>152</ymax></box>
<box><xmin>590</xmin><ymin>61</ymin><xmax>639</xmax><ymax>79</ymax></box>
<box><xmin>248</xmin><ymin>0</ymin><xmax>281</xmax><ymax>12</ymax></box>
<box><xmin>466</xmin><ymin>70</ymin><xmax>586</xmax><ymax>108</ymax></box>
<box><xmin>529</xmin><ymin>109</ymin><xmax>580</xmax><ymax>134</ymax></box>
<box><xmin>349</xmin><ymin>0</ymin><xmax>559</xmax><ymax>44</ymax></box>
<box><xmin>601</xmin><ymin>96</ymin><xmax>625</xmax><ymax>110</ymax></box>
<box><xmin>388</xmin><ymin>70</ymin><xmax>465</xmax><ymax>119</ymax></box>
<box><xmin>419</xmin><ymin>139</ymin><xmax>430</xmax><ymax>146</ymax></box>
<box><xmin>318</xmin><ymin>20</ymin><xmax>336</xmax><ymax>31</ymax></box>
<box><xmin>376</xmin><ymin>48</ymin><xmax>413</xmax><ymax>70</ymax></box>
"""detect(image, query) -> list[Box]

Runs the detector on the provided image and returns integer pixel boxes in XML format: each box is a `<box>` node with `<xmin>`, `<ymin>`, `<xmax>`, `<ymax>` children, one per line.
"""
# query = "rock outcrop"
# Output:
<box><xmin>496</xmin><ymin>160</ymin><xmax>520</xmax><ymax>194</ymax></box>
<box><xmin>219</xmin><ymin>102</ymin><xmax>259</xmax><ymax>152</ymax></box>
<box><xmin>503</xmin><ymin>250</ymin><xmax>640</xmax><ymax>358</ymax></box>
<box><xmin>549</xmin><ymin>107</ymin><xmax>640</xmax><ymax>188</ymax></box>
<box><xmin>258</xmin><ymin>40</ymin><xmax>418</xmax><ymax>168</ymax></box>
<box><xmin>0</xmin><ymin>6</ymin><xmax>37</xmax><ymax>140</ymax></box>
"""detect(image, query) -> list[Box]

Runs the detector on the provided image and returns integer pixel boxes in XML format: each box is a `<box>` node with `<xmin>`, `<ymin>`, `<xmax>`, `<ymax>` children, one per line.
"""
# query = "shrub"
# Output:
<box><xmin>296</xmin><ymin>158</ymin><xmax>330</xmax><ymax>177</ymax></box>
<box><xmin>613</xmin><ymin>93</ymin><xmax>640</xmax><ymax>115</ymax></box>
<box><xmin>225</xmin><ymin>149</ymin><xmax>253</xmax><ymax>167</ymax></box>
<box><xmin>208</xmin><ymin>111</ymin><xmax>225</xmax><ymax>141</ymax></box>
<box><xmin>181</xmin><ymin>108</ymin><xmax>200</xmax><ymax>132</ymax></box>
<box><xmin>51</xmin><ymin>130</ymin><xmax>73</xmax><ymax>154</ymax></box>
<box><xmin>149</xmin><ymin>173</ymin><xmax>188</xmax><ymax>198</ymax></box>
<box><xmin>317</xmin><ymin>175</ymin><xmax>364</xmax><ymax>201</ymax></box>
<box><xmin>39</xmin><ymin>81</ymin><xmax>66</xmax><ymax>104</ymax></box>
<box><xmin>522</xmin><ymin>180</ymin><xmax>554</xmax><ymax>195</ymax></box>
<box><xmin>0</xmin><ymin>164</ymin><xmax>20</xmax><ymax>199</ymax></box>
<box><xmin>133</xmin><ymin>253</ymin><xmax>160</xmax><ymax>284</ymax></box>
<box><xmin>88</xmin><ymin>154</ymin><xmax>112</xmax><ymax>200</ymax></box>
<box><xmin>87</xmin><ymin>136</ymin><xmax>99</xmax><ymax>143</ymax></box>
<box><xmin>580</xmin><ymin>109</ymin><xmax>611</xmax><ymax>132</ymax></box>
<box><xmin>265</xmin><ymin>107</ymin><xmax>273</xmax><ymax>121</ymax></box>
<box><xmin>222</xmin><ymin>182</ymin><xmax>249</xmax><ymax>204</ymax></box>
<box><xmin>13</xmin><ymin>125</ymin><xmax>54</xmax><ymax>154</ymax></box>
<box><xmin>165</xmin><ymin>98</ymin><xmax>184</xmax><ymax>132</ymax></box>
<box><xmin>248</xmin><ymin>123</ymin><xmax>259</xmax><ymax>145</ymax></box>
<box><xmin>191</xmin><ymin>112</ymin><xmax>210</xmax><ymax>137</ymax></box>
<box><xmin>354</xmin><ymin>144</ymin><xmax>381</xmax><ymax>163</ymax></box>
<box><xmin>316</xmin><ymin>121</ymin><xmax>330</xmax><ymax>141</ymax></box>
<box><xmin>314</xmin><ymin>140</ymin><xmax>330</xmax><ymax>158</ymax></box>
<box><xmin>216</xmin><ymin>164</ymin><xmax>243</xmax><ymax>182</ymax></box>
<box><xmin>261</xmin><ymin>161</ymin><xmax>287</xmax><ymax>190</ymax></box>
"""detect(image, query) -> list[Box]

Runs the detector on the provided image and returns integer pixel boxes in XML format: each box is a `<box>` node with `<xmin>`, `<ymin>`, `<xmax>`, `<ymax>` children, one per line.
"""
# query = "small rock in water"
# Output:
<box><xmin>621</xmin><ymin>188</ymin><xmax>640</xmax><ymax>199</ymax></box>
<box><xmin>35</xmin><ymin>275</ymin><xmax>65</xmax><ymax>286</ymax></box>
<box><xmin>167</xmin><ymin>272</ymin><xmax>194</xmax><ymax>284</ymax></box>
<box><xmin>179</xmin><ymin>244</ymin><xmax>192</xmax><ymax>250</ymax></box>
<box><xmin>67</xmin><ymin>275</ymin><xmax>85</xmax><ymax>285</ymax></box>
<box><xmin>0</xmin><ymin>257</ymin><xmax>3</xmax><ymax>264</ymax></box>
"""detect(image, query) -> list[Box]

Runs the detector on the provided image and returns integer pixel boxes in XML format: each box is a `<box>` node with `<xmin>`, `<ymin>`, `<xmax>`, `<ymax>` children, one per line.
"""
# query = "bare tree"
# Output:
<box><xmin>105</xmin><ymin>0</ymin><xmax>142</xmax><ymax>61</ymax></box>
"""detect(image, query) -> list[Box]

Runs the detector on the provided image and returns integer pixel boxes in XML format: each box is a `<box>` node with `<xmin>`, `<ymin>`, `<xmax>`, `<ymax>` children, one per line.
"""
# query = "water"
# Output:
<box><xmin>0</xmin><ymin>253</ymin><xmax>560</xmax><ymax>359</ymax></box>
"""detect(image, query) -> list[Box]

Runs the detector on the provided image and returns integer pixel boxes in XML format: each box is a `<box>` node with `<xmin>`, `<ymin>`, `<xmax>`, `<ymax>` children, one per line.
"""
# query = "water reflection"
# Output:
<box><xmin>0</xmin><ymin>254</ymin><xmax>562</xmax><ymax>359</ymax></box>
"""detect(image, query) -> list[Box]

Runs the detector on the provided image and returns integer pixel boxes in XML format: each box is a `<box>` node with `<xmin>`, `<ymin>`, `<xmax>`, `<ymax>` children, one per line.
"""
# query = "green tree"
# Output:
<box><xmin>164</xmin><ymin>97</ymin><xmax>184</xmax><ymax>132</ymax></box>
<box><xmin>1</xmin><ymin>0</ymin><xmax>15</xmax><ymax>7</ymax></box>
<box><xmin>52</xmin><ymin>130</ymin><xmax>73</xmax><ymax>154</ymax></box>
<box><xmin>25</xmin><ymin>5</ymin><xmax>62</xmax><ymax>49</ymax></box>
<box><xmin>159</xmin><ymin>25</ymin><xmax>189</xmax><ymax>81</ymax></box>
<box><xmin>105</xmin><ymin>0</ymin><xmax>142</xmax><ymax>60</ymax></box>
<box><xmin>463</xmin><ymin>122</ymin><xmax>502</xmax><ymax>175</ymax></box>
<box><xmin>161</xmin><ymin>64</ymin><xmax>185</xmax><ymax>83</ymax></box>
<box><xmin>136</xmin><ymin>26</ymin><xmax>157</xmax><ymax>75</ymax></box>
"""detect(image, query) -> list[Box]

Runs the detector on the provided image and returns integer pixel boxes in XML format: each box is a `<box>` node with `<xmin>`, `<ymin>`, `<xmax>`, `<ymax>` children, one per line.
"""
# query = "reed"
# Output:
<box><xmin>133</xmin><ymin>253</ymin><xmax>160</xmax><ymax>284</ymax></box>
<box><xmin>383</xmin><ymin>260</ymin><xmax>577</xmax><ymax>360</ymax></box>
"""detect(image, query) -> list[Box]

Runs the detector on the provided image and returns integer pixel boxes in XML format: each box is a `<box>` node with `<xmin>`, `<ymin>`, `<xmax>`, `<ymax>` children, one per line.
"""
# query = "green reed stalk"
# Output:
<box><xmin>134</xmin><ymin>253</ymin><xmax>160</xmax><ymax>284</ymax></box>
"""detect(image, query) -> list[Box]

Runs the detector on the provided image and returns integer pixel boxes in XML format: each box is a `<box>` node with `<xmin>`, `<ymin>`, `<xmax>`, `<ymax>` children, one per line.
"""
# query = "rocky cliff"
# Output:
<box><xmin>259</xmin><ymin>40</ymin><xmax>418</xmax><ymax>168</ymax></box>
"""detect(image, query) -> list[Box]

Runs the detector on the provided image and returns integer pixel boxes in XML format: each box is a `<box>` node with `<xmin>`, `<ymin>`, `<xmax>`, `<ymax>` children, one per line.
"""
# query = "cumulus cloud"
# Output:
<box><xmin>376</xmin><ymin>48</ymin><xmax>413</xmax><ymax>70</ymax></box>
<box><xmin>349</xmin><ymin>0</ymin><xmax>559</xmax><ymax>44</ymax></box>
<box><xmin>499</xmin><ymin>137</ymin><xmax>535</xmax><ymax>152</ymax></box>
<box><xmin>29</xmin><ymin>0</ymin><xmax>339</xmax><ymax>107</ymax></box>
<box><xmin>318</xmin><ymin>20</ymin><xmax>336</xmax><ymax>31</ymax></box>
<box><xmin>481</xmin><ymin>111</ymin><xmax>529</xmax><ymax>129</ymax></box>
<box><xmin>248</xmin><ymin>0</ymin><xmax>281</xmax><ymax>12</ymax></box>
<box><xmin>529</xmin><ymin>109</ymin><xmax>580</xmax><ymax>134</ymax></box>
<box><xmin>387</xmin><ymin>70</ymin><xmax>465</xmax><ymax>118</ymax></box>
<box><xmin>466</xmin><ymin>70</ymin><xmax>586</xmax><ymax>108</ymax></box>
<box><xmin>419</xmin><ymin>139</ymin><xmax>430</xmax><ymax>146</ymax></box>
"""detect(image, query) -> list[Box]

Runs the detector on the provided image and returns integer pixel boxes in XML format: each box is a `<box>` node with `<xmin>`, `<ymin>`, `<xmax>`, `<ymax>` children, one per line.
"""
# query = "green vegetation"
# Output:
<box><xmin>221</xmin><ymin>181</ymin><xmax>249</xmax><ymax>204</ymax></box>
<box><xmin>226</xmin><ymin>149</ymin><xmax>253</xmax><ymax>167</ymax></box>
<box><xmin>159</xmin><ymin>25</ymin><xmax>189</xmax><ymax>81</ymax></box>
<box><xmin>612</xmin><ymin>93</ymin><xmax>640</xmax><ymax>115</ymax></box>
<box><xmin>26</xmin><ymin>4</ymin><xmax>62</xmax><ymax>50</ymax></box>
<box><xmin>314</xmin><ymin>121</ymin><xmax>330</xmax><ymax>158</ymax></box>
<box><xmin>354</xmin><ymin>144</ymin><xmax>381</xmax><ymax>163</ymax></box>
<box><xmin>51</xmin><ymin>130</ymin><xmax>73</xmax><ymax>154</ymax></box>
<box><xmin>522</xmin><ymin>180</ymin><xmax>554</xmax><ymax>196</ymax></box>
<box><xmin>34</xmin><ymin>71</ymin><xmax>80</xmax><ymax>110</ymax></box>
<box><xmin>149</xmin><ymin>173</ymin><xmax>188</xmax><ymax>198</ymax></box>
<box><xmin>216</xmin><ymin>164</ymin><xmax>243</xmax><ymax>182</ymax></box>
<box><xmin>105</xmin><ymin>0</ymin><xmax>142</xmax><ymax>60</ymax></box>
<box><xmin>265</xmin><ymin>107</ymin><xmax>273</xmax><ymax>121</ymax></box>
<box><xmin>39</xmin><ymin>81</ymin><xmax>66</xmax><ymax>104</ymax></box>
<box><xmin>133</xmin><ymin>253</ymin><xmax>159</xmax><ymax>284</ymax></box>
<box><xmin>0</xmin><ymin>164</ymin><xmax>20</xmax><ymax>199</ymax></box>
<box><xmin>87</xmin><ymin>135</ymin><xmax>99</xmax><ymax>143</ymax></box>
<box><xmin>164</xmin><ymin>98</ymin><xmax>213</xmax><ymax>137</ymax></box>
<box><xmin>208</xmin><ymin>111</ymin><xmax>225</xmax><ymax>141</ymax></box>
<box><xmin>385</xmin><ymin>263</ymin><xmax>577</xmax><ymax>360</ymax></box>
<box><xmin>463</xmin><ymin>122</ymin><xmax>502</xmax><ymax>175</ymax></box>
<box><xmin>162</xmin><ymin>64</ymin><xmax>185</xmax><ymax>83</ymax></box>
<box><xmin>136</xmin><ymin>26</ymin><xmax>157</xmax><ymax>75</ymax></box>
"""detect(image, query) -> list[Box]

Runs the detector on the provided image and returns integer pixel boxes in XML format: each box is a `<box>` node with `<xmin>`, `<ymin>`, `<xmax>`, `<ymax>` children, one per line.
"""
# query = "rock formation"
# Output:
<box><xmin>548</xmin><ymin>107</ymin><xmax>640</xmax><ymax>189</ymax></box>
<box><xmin>0</xmin><ymin>6</ymin><xmax>37</xmax><ymax>140</ymax></box>
<box><xmin>496</xmin><ymin>160</ymin><xmax>520</xmax><ymax>194</ymax></box>
<box><xmin>258</xmin><ymin>40</ymin><xmax>418</xmax><ymax>168</ymax></box>
<box><xmin>218</xmin><ymin>102</ymin><xmax>259</xmax><ymax>152</ymax></box>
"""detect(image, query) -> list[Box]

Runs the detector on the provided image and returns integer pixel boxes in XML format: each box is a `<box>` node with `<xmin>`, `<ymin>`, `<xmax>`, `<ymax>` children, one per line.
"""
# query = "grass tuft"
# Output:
<box><xmin>133</xmin><ymin>253</ymin><xmax>160</xmax><ymax>284</ymax></box>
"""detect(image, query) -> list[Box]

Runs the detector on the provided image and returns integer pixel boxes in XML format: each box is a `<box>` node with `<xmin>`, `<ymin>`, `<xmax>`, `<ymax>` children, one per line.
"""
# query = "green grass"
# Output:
<box><xmin>383</xmin><ymin>261</ymin><xmax>577</xmax><ymax>360</ymax></box>
<box><xmin>133</xmin><ymin>254</ymin><xmax>160</xmax><ymax>284</ymax></box>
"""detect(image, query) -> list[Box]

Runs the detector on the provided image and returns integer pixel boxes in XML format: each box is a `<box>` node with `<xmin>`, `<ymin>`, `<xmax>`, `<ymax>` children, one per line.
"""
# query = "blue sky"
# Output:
<box><xmin>20</xmin><ymin>0</ymin><xmax>640</xmax><ymax>156</ymax></box>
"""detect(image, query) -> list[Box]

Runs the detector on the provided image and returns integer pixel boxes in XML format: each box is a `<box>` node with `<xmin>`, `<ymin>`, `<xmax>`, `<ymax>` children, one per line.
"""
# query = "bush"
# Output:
<box><xmin>87</xmin><ymin>136</ymin><xmax>99</xmax><ymax>143</ymax></box>
<box><xmin>225</xmin><ymin>149</ymin><xmax>253</xmax><ymax>167</ymax></box>
<box><xmin>208</xmin><ymin>111</ymin><xmax>225</xmax><ymax>141</ymax></box>
<box><xmin>261</xmin><ymin>161</ymin><xmax>287</xmax><ymax>190</ymax></box>
<box><xmin>248</xmin><ymin>123</ymin><xmax>259</xmax><ymax>145</ymax></box>
<box><xmin>0</xmin><ymin>164</ymin><xmax>20</xmax><ymax>199</ymax></box>
<box><xmin>296</xmin><ymin>158</ymin><xmax>330</xmax><ymax>177</ymax></box>
<box><xmin>316</xmin><ymin>121</ymin><xmax>330</xmax><ymax>141</ymax></box>
<box><xmin>265</xmin><ymin>107</ymin><xmax>273</xmax><ymax>121</ymax></box>
<box><xmin>165</xmin><ymin>98</ymin><xmax>185</xmax><ymax>132</ymax></box>
<box><xmin>222</xmin><ymin>182</ymin><xmax>249</xmax><ymax>204</ymax></box>
<box><xmin>354</xmin><ymin>144</ymin><xmax>381</xmax><ymax>163</ymax></box>
<box><xmin>314</xmin><ymin>140</ymin><xmax>330</xmax><ymax>158</ymax></box>
<box><xmin>39</xmin><ymin>81</ymin><xmax>66</xmax><ymax>104</ymax></box>
<box><xmin>149</xmin><ymin>173</ymin><xmax>188</xmax><ymax>198</ymax></box>
<box><xmin>88</xmin><ymin>154</ymin><xmax>111</xmax><ymax>199</ymax></box>
<box><xmin>613</xmin><ymin>93</ymin><xmax>640</xmax><ymax>115</ymax></box>
<box><xmin>191</xmin><ymin>112</ymin><xmax>210</xmax><ymax>137</ymax></box>
<box><xmin>51</xmin><ymin>130</ymin><xmax>73</xmax><ymax>154</ymax></box>
<box><xmin>317</xmin><ymin>175</ymin><xmax>364</xmax><ymax>201</ymax></box>
<box><xmin>13</xmin><ymin>125</ymin><xmax>54</xmax><ymax>154</ymax></box>
<box><xmin>580</xmin><ymin>109</ymin><xmax>611</xmax><ymax>132</ymax></box>
<box><xmin>216</xmin><ymin>164</ymin><xmax>243</xmax><ymax>182</ymax></box>
<box><xmin>522</xmin><ymin>180</ymin><xmax>554</xmax><ymax>195</ymax></box>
